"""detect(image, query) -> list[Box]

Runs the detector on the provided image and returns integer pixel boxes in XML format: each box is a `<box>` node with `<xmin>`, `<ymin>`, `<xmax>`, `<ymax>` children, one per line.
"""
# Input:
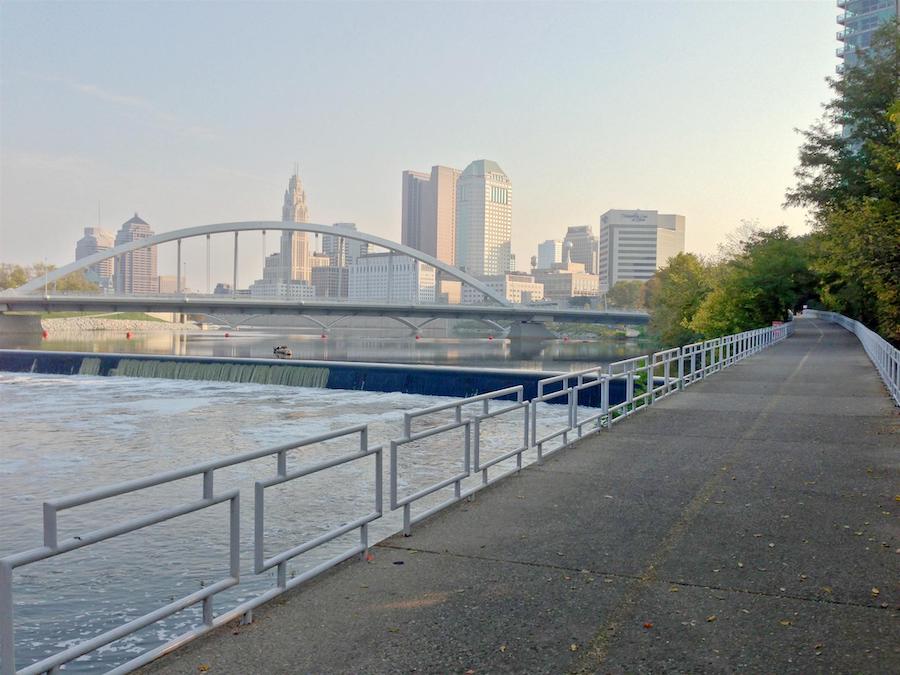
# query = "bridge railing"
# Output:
<box><xmin>1</xmin><ymin>320</ymin><xmax>796</xmax><ymax>675</ymax></box>
<box><xmin>805</xmin><ymin>310</ymin><xmax>899</xmax><ymax>405</ymax></box>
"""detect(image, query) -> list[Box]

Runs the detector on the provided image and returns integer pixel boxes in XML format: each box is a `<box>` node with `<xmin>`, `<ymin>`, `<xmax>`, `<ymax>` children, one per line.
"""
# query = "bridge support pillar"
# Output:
<box><xmin>507</xmin><ymin>321</ymin><xmax>556</xmax><ymax>341</ymax></box>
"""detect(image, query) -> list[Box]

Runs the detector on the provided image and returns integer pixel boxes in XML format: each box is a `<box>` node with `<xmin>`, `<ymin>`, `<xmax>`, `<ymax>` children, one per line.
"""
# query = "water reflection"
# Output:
<box><xmin>0</xmin><ymin>328</ymin><xmax>656</xmax><ymax>371</ymax></box>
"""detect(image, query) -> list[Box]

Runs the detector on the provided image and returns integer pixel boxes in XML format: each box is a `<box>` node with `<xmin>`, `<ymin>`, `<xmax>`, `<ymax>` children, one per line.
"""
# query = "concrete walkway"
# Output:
<box><xmin>143</xmin><ymin>319</ymin><xmax>898</xmax><ymax>674</ymax></box>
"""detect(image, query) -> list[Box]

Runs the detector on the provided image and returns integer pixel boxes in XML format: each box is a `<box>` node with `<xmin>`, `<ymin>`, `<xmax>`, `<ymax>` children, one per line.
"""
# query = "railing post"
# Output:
<box><xmin>601</xmin><ymin>376</ymin><xmax>610</xmax><ymax>428</ymax></box>
<box><xmin>1</xmin><ymin>561</ymin><xmax>14</xmax><ymax>675</ymax></box>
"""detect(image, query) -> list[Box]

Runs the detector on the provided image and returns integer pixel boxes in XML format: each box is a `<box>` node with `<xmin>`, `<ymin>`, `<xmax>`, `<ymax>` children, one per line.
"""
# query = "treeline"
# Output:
<box><xmin>0</xmin><ymin>263</ymin><xmax>98</xmax><ymax>292</ymax></box>
<box><xmin>615</xmin><ymin>23</ymin><xmax>898</xmax><ymax>348</ymax></box>
<box><xmin>604</xmin><ymin>226</ymin><xmax>816</xmax><ymax>348</ymax></box>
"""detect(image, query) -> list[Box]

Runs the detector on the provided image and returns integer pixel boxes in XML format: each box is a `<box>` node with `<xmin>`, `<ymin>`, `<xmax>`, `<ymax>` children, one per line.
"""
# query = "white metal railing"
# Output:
<box><xmin>1</xmin><ymin>320</ymin><xmax>798</xmax><ymax>674</ymax></box>
<box><xmin>805</xmin><ymin>310</ymin><xmax>899</xmax><ymax>406</ymax></box>
<box><xmin>0</xmin><ymin>426</ymin><xmax>380</xmax><ymax>675</ymax></box>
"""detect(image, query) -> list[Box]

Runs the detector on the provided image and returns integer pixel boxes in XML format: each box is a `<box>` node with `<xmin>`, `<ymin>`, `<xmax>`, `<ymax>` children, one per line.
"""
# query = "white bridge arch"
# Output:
<box><xmin>11</xmin><ymin>221</ymin><xmax>511</xmax><ymax>306</ymax></box>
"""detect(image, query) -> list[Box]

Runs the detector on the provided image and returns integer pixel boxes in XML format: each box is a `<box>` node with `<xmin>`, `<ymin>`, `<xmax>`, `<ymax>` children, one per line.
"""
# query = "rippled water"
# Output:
<box><xmin>0</xmin><ymin>373</ymin><xmax>575</xmax><ymax>672</ymax></box>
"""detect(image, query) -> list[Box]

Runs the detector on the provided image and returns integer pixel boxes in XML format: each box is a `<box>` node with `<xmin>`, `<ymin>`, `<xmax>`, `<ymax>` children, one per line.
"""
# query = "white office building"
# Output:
<box><xmin>598</xmin><ymin>210</ymin><xmax>685</xmax><ymax>292</ymax></box>
<box><xmin>455</xmin><ymin>160</ymin><xmax>512</xmax><ymax>276</ymax></box>
<box><xmin>348</xmin><ymin>253</ymin><xmax>435</xmax><ymax>304</ymax></box>
<box><xmin>248</xmin><ymin>279</ymin><xmax>316</xmax><ymax>299</ymax></box>
<box><xmin>536</xmin><ymin>240</ymin><xmax>562</xmax><ymax>270</ymax></box>
<box><xmin>461</xmin><ymin>273</ymin><xmax>544</xmax><ymax>305</ymax></box>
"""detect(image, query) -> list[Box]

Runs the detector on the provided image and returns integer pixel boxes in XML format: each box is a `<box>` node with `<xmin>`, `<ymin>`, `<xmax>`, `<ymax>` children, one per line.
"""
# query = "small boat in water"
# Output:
<box><xmin>273</xmin><ymin>345</ymin><xmax>292</xmax><ymax>359</ymax></box>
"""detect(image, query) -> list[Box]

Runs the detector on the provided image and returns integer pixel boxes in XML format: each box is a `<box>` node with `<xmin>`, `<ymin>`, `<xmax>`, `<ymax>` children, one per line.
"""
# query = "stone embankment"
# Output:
<box><xmin>41</xmin><ymin>317</ymin><xmax>195</xmax><ymax>332</ymax></box>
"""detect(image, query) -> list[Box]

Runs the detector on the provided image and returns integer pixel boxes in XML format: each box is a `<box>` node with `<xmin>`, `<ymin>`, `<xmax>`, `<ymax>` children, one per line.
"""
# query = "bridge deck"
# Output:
<box><xmin>142</xmin><ymin>318</ymin><xmax>898</xmax><ymax>674</ymax></box>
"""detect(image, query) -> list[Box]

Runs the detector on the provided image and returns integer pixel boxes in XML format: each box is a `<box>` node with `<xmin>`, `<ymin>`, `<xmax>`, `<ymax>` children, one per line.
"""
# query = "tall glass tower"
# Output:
<box><xmin>836</xmin><ymin>0</ymin><xmax>898</xmax><ymax>73</ymax></box>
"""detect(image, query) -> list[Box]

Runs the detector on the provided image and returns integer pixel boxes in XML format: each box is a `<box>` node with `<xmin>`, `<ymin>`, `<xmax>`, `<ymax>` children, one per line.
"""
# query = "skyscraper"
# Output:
<box><xmin>455</xmin><ymin>160</ymin><xmax>512</xmax><ymax>276</ymax></box>
<box><xmin>75</xmin><ymin>227</ymin><xmax>114</xmax><ymax>287</ymax></box>
<box><xmin>279</xmin><ymin>171</ymin><xmax>311</xmax><ymax>283</ymax></box>
<box><xmin>598</xmin><ymin>210</ymin><xmax>685</xmax><ymax>292</ymax></box>
<box><xmin>113</xmin><ymin>214</ymin><xmax>157</xmax><ymax>294</ymax></box>
<box><xmin>536</xmin><ymin>240</ymin><xmax>563</xmax><ymax>270</ymax></box>
<box><xmin>323</xmin><ymin>222</ymin><xmax>368</xmax><ymax>267</ymax></box>
<box><xmin>836</xmin><ymin>0</ymin><xmax>898</xmax><ymax>73</ymax></box>
<box><xmin>401</xmin><ymin>165</ymin><xmax>460</xmax><ymax>265</ymax></box>
<box><xmin>563</xmin><ymin>226</ymin><xmax>599</xmax><ymax>274</ymax></box>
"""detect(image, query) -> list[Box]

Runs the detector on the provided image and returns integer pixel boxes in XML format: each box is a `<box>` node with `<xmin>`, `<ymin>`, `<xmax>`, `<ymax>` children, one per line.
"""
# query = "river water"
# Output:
<box><xmin>0</xmin><ymin>370</ymin><xmax>579</xmax><ymax>673</ymax></box>
<box><xmin>0</xmin><ymin>327</ymin><xmax>654</xmax><ymax>371</ymax></box>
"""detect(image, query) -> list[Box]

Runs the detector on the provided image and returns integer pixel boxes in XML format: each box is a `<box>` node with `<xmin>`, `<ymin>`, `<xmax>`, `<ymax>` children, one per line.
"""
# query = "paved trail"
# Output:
<box><xmin>144</xmin><ymin>318</ymin><xmax>898</xmax><ymax>674</ymax></box>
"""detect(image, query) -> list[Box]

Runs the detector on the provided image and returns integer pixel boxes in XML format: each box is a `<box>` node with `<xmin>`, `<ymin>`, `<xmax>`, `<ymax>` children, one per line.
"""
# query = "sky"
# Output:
<box><xmin>0</xmin><ymin>1</ymin><xmax>838</xmax><ymax>288</ymax></box>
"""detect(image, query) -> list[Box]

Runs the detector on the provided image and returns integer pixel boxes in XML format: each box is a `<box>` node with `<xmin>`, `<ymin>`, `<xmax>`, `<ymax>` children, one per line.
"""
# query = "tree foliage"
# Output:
<box><xmin>689</xmin><ymin>227</ymin><xmax>817</xmax><ymax>338</ymax></box>
<box><xmin>0</xmin><ymin>263</ymin><xmax>99</xmax><ymax>292</ymax></box>
<box><xmin>644</xmin><ymin>229</ymin><xmax>818</xmax><ymax>346</ymax></box>
<box><xmin>605</xmin><ymin>280</ymin><xmax>645</xmax><ymax>309</ymax></box>
<box><xmin>641</xmin><ymin>253</ymin><xmax>711</xmax><ymax>347</ymax></box>
<box><xmin>786</xmin><ymin>22</ymin><xmax>900</xmax><ymax>341</ymax></box>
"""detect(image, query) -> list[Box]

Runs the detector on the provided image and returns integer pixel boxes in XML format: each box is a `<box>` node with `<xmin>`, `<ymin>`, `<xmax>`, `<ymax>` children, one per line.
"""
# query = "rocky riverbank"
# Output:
<box><xmin>41</xmin><ymin>317</ymin><xmax>196</xmax><ymax>332</ymax></box>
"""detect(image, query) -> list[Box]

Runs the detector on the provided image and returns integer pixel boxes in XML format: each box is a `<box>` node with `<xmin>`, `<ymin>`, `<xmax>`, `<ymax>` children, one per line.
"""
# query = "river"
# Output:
<box><xmin>0</xmin><ymin>370</ymin><xmax>581</xmax><ymax>673</ymax></box>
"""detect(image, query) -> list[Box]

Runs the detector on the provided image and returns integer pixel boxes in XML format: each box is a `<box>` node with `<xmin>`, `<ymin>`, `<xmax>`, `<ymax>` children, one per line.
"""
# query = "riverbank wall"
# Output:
<box><xmin>0</xmin><ymin>349</ymin><xmax>621</xmax><ymax>405</ymax></box>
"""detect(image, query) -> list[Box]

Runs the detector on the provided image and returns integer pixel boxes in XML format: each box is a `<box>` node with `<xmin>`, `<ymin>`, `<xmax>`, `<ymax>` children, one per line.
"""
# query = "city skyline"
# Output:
<box><xmin>1</xmin><ymin>2</ymin><xmax>838</xmax><ymax>287</ymax></box>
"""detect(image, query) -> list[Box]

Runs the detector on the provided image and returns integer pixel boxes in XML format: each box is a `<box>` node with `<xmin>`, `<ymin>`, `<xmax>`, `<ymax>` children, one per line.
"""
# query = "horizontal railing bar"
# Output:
<box><xmin>261</xmin><ymin>513</ymin><xmax>378</xmax><ymax>571</ymax></box>
<box><xmin>406</xmin><ymin>385</ymin><xmax>523</xmax><ymax>420</ymax></box>
<box><xmin>257</xmin><ymin>448</ymin><xmax>380</xmax><ymax>489</ymax></box>
<box><xmin>21</xmin><ymin>576</ymin><xmax>238</xmax><ymax>675</ymax></box>
<box><xmin>409</xmin><ymin>495</ymin><xmax>463</xmax><ymax>527</ymax></box>
<box><xmin>401</xmin><ymin>418</ymin><xmax>470</xmax><ymax>443</ymax></box>
<box><xmin>472</xmin><ymin>401</ymin><xmax>527</xmax><ymax>422</ymax></box>
<box><xmin>4</xmin><ymin>491</ymin><xmax>238</xmax><ymax>568</ymax></box>
<box><xmin>47</xmin><ymin>426</ymin><xmax>368</xmax><ymax>511</ymax></box>
<box><xmin>476</xmin><ymin>444</ymin><xmax>528</xmax><ymax>472</ymax></box>
<box><xmin>394</xmin><ymin>471</ymin><xmax>469</xmax><ymax>507</ymax></box>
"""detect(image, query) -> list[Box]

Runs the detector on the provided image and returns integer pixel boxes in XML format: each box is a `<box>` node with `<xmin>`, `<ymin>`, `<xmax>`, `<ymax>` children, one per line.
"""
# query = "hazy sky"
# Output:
<box><xmin>1</xmin><ymin>1</ymin><xmax>838</xmax><ymax>287</ymax></box>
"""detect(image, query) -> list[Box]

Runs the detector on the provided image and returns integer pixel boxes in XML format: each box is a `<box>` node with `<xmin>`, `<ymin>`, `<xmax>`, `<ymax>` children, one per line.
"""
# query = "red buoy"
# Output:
<box><xmin>224</xmin><ymin>332</ymin><xmax>230</xmax><ymax>338</ymax></box>
<box><xmin>41</xmin><ymin>329</ymin><xmax>49</xmax><ymax>339</ymax></box>
<box><xmin>125</xmin><ymin>331</ymin><xmax>133</xmax><ymax>340</ymax></box>
<box><xmin>563</xmin><ymin>336</ymin><xmax>569</xmax><ymax>342</ymax></box>
<box><xmin>321</xmin><ymin>333</ymin><xmax>326</xmax><ymax>339</ymax></box>
<box><xmin>488</xmin><ymin>335</ymin><xmax>494</xmax><ymax>341</ymax></box>
<box><xmin>415</xmin><ymin>335</ymin><xmax>420</xmax><ymax>340</ymax></box>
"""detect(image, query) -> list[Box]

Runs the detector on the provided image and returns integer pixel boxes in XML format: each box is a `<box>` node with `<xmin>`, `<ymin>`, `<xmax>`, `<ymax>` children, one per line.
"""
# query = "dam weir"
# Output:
<box><xmin>0</xmin><ymin>349</ymin><xmax>620</xmax><ymax>404</ymax></box>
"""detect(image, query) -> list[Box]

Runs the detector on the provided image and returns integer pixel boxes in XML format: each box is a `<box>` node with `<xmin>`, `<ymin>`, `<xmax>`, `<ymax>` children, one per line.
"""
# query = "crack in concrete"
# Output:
<box><xmin>375</xmin><ymin>541</ymin><xmax>888</xmax><ymax>612</ymax></box>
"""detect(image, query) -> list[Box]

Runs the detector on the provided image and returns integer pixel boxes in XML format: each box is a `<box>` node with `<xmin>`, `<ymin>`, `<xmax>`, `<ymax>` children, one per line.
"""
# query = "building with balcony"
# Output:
<box><xmin>835</xmin><ymin>0</ymin><xmax>898</xmax><ymax>73</ymax></box>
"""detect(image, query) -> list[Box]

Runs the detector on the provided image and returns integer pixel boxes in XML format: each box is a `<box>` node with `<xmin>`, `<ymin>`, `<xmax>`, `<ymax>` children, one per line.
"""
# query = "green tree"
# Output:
<box><xmin>786</xmin><ymin>22</ymin><xmax>900</xmax><ymax>340</ymax></box>
<box><xmin>690</xmin><ymin>227</ymin><xmax>817</xmax><ymax>337</ymax></box>
<box><xmin>642</xmin><ymin>253</ymin><xmax>711</xmax><ymax>347</ymax></box>
<box><xmin>605</xmin><ymin>280</ymin><xmax>645</xmax><ymax>309</ymax></box>
<box><xmin>786</xmin><ymin>23</ymin><xmax>899</xmax><ymax>216</ymax></box>
<box><xmin>0</xmin><ymin>264</ymin><xmax>29</xmax><ymax>290</ymax></box>
<box><xmin>0</xmin><ymin>263</ymin><xmax>99</xmax><ymax>292</ymax></box>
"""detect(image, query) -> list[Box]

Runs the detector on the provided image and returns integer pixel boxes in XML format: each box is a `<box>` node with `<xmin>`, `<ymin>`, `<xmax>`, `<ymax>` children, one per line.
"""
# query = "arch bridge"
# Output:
<box><xmin>2</xmin><ymin>221</ymin><xmax>649</xmax><ymax>333</ymax></box>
